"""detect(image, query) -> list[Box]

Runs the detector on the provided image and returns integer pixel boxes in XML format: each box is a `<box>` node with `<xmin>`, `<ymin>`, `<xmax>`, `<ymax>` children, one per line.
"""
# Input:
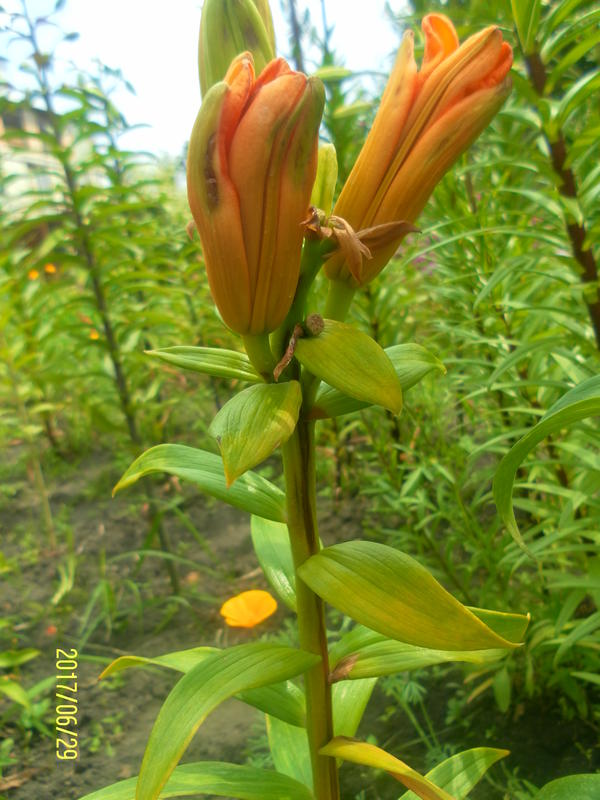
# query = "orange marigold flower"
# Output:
<box><xmin>44</xmin><ymin>263</ymin><xmax>57</xmax><ymax>274</ymax></box>
<box><xmin>89</xmin><ymin>329</ymin><xmax>100</xmax><ymax>340</ymax></box>
<box><xmin>219</xmin><ymin>589</ymin><xmax>277</xmax><ymax>628</ymax></box>
<box><xmin>28</xmin><ymin>269</ymin><xmax>39</xmax><ymax>280</ymax></box>
<box><xmin>325</xmin><ymin>14</ymin><xmax>513</xmax><ymax>287</ymax></box>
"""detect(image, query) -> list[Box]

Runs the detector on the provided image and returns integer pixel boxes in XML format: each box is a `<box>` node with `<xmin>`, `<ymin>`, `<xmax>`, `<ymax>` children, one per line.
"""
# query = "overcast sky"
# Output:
<box><xmin>2</xmin><ymin>0</ymin><xmax>410</xmax><ymax>156</ymax></box>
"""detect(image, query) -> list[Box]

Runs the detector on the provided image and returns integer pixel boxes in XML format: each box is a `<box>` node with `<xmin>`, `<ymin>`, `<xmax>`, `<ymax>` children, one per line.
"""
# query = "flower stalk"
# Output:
<box><xmin>282</xmin><ymin>419</ymin><xmax>339</xmax><ymax>800</ymax></box>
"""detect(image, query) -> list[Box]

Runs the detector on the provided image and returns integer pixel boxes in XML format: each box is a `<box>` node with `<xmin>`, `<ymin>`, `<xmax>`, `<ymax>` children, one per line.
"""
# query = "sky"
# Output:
<box><xmin>2</xmin><ymin>0</ymin><xmax>409</xmax><ymax>157</ymax></box>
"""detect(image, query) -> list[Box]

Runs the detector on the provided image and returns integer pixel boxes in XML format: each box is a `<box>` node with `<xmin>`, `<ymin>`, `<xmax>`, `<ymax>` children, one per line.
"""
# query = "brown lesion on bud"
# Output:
<box><xmin>328</xmin><ymin>653</ymin><xmax>359</xmax><ymax>683</ymax></box>
<box><xmin>204</xmin><ymin>133</ymin><xmax>219</xmax><ymax>208</ymax></box>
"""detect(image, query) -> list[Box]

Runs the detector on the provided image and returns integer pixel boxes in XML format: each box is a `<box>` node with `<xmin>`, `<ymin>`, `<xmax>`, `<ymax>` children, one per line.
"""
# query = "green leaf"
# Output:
<box><xmin>320</xmin><ymin>737</ymin><xmax>453</xmax><ymax>799</ymax></box>
<box><xmin>210</xmin><ymin>383</ymin><xmax>302</xmax><ymax>485</ymax></box>
<box><xmin>399</xmin><ymin>748</ymin><xmax>509</xmax><ymax>800</ymax></box>
<box><xmin>99</xmin><ymin>647</ymin><xmax>306</xmax><ymax>728</ymax></box>
<box><xmin>298</xmin><ymin>541</ymin><xmax>522</xmax><ymax>650</ymax></box>
<box><xmin>251</xmin><ymin>516</ymin><xmax>297</xmax><ymax>611</ymax></box>
<box><xmin>329</xmin><ymin>626</ymin><xmax>509</xmax><ymax>681</ymax></box>
<box><xmin>145</xmin><ymin>346</ymin><xmax>262</xmax><ymax>382</ymax></box>
<box><xmin>0</xmin><ymin>648</ymin><xmax>40</xmax><ymax>668</ymax></box>
<box><xmin>137</xmin><ymin>643</ymin><xmax>320</xmax><ymax>800</ymax></box>
<box><xmin>311</xmin><ymin>344</ymin><xmax>444</xmax><ymax>419</ymax></box>
<box><xmin>113</xmin><ymin>444</ymin><xmax>286</xmax><ymax>523</ymax></box>
<box><xmin>312</xmin><ymin>65</ymin><xmax>353</xmax><ymax>81</ymax></box>
<box><xmin>266</xmin><ymin>715</ymin><xmax>312</xmax><ymax>790</ymax></box>
<box><xmin>493</xmin><ymin>667</ymin><xmax>511</xmax><ymax>713</ymax></box>
<box><xmin>333</xmin><ymin>678</ymin><xmax>377</xmax><ymax>737</ymax></box>
<box><xmin>99</xmin><ymin>648</ymin><xmax>217</xmax><ymax>678</ymax></box>
<box><xmin>0</xmin><ymin>680</ymin><xmax>30</xmax><ymax>708</ymax></box>
<box><xmin>78</xmin><ymin>761</ymin><xmax>314</xmax><ymax>800</ymax></box>
<box><xmin>332</xmin><ymin>100</ymin><xmax>373</xmax><ymax>120</ymax></box>
<box><xmin>493</xmin><ymin>376</ymin><xmax>600</xmax><ymax>549</ymax></box>
<box><xmin>511</xmin><ymin>0</ymin><xmax>542</xmax><ymax>54</ymax></box>
<box><xmin>468</xmin><ymin>607</ymin><xmax>530</xmax><ymax>643</ymax></box>
<box><xmin>295</xmin><ymin>320</ymin><xmax>402</xmax><ymax>415</ymax></box>
<box><xmin>535</xmin><ymin>774</ymin><xmax>600</xmax><ymax>799</ymax></box>
<box><xmin>557</xmin><ymin>69</ymin><xmax>600</xmax><ymax>127</ymax></box>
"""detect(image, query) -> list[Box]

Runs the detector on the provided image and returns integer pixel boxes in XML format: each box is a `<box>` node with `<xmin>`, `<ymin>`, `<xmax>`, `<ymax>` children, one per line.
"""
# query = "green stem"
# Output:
<box><xmin>271</xmin><ymin>238</ymin><xmax>326</xmax><ymax>360</ymax></box>
<box><xmin>242</xmin><ymin>333</ymin><xmax>276</xmax><ymax>380</ymax></box>
<box><xmin>324</xmin><ymin>280</ymin><xmax>355</xmax><ymax>322</ymax></box>
<box><xmin>282</xmin><ymin>421</ymin><xmax>339</xmax><ymax>800</ymax></box>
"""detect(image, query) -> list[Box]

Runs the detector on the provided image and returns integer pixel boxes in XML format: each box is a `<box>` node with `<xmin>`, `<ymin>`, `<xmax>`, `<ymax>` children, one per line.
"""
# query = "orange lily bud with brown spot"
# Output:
<box><xmin>187</xmin><ymin>53</ymin><xmax>325</xmax><ymax>335</ymax></box>
<box><xmin>325</xmin><ymin>14</ymin><xmax>513</xmax><ymax>287</ymax></box>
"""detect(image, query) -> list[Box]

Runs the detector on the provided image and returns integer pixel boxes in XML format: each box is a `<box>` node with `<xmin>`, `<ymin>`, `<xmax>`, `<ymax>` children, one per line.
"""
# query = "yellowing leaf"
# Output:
<box><xmin>210</xmin><ymin>382</ymin><xmax>302</xmax><ymax>485</ymax></box>
<box><xmin>298</xmin><ymin>541</ymin><xmax>522</xmax><ymax>650</ymax></box>
<box><xmin>295</xmin><ymin>320</ymin><xmax>402</xmax><ymax>415</ymax></box>
<box><xmin>320</xmin><ymin>737</ymin><xmax>455</xmax><ymax>799</ymax></box>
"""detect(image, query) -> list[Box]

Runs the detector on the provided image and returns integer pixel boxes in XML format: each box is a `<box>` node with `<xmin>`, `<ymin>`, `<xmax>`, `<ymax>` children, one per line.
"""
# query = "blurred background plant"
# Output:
<box><xmin>1</xmin><ymin>0</ymin><xmax>599</xmax><ymax>798</ymax></box>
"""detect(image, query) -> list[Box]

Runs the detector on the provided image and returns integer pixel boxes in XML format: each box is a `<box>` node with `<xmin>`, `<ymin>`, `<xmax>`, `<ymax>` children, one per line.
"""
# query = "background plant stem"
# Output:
<box><xmin>282</xmin><ymin>419</ymin><xmax>339</xmax><ymax>800</ymax></box>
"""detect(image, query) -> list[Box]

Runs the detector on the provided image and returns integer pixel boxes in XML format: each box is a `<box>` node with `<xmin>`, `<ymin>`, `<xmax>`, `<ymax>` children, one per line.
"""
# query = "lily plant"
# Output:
<box><xmin>79</xmin><ymin>4</ymin><xmax>534</xmax><ymax>800</ymax></box>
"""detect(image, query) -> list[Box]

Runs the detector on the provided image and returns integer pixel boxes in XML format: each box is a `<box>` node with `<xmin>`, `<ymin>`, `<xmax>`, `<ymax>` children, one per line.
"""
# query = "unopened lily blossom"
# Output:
<box><xmin>325</xmin><ymin>14</ymin><xmax>513</xmax><ymax>288</ymax></box>
<box><xmin>187</xmin><ymin>53</ymin><xmax>324</xmax><ymax>337</ymax></box>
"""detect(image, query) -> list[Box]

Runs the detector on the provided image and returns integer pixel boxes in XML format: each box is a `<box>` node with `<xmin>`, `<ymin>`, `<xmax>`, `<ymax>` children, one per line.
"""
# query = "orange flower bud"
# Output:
<box><xmin>220</xmin><ymin>589</ymin><xmax>277</xmax><ymax>627</ymax></box>
<box><xmin>188</xmin><ymin>54</ymin><xmax>325</xmax><ymax>335</ymax></box>
<box><xmin>325</xmin><ymin>14</ymin><xmax>513</xmax><ymax>287</ymax></box>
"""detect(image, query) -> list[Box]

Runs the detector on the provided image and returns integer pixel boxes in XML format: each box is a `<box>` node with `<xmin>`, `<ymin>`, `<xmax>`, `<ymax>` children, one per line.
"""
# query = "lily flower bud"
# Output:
<box><xmin>188</xmin><ymin>54</ymin><xmax>325</xmax><ymax>335</ymax></box>
<box><xmin>310</xmin><ymin>142</ymin><xmax>338</xmax><ymax>215</ymax></box>
<box><xmin>198</xmin><ymin>0</ymin><xmax>276</xmax><ymax>97</ymax></box>
<box><xmin>325</xmin><ymin>14</ymin><xmax>513</xmax><ymax>287</ymax></box>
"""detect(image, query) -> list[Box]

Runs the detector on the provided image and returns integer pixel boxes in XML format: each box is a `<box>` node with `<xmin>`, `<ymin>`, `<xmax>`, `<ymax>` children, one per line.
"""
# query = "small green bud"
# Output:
<box><xmin>199</xmin><ymin>0</ymin><xmax>276</xmax><ymax>97</ymax></box>
<box><xmin>310</xmin><ymin>142</ymin><xmax>338</xmax><ymax>214</ymax></box>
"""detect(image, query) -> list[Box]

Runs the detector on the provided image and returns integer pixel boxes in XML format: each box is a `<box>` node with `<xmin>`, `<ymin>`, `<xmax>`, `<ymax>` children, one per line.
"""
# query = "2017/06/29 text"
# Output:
<box><xmin>55</xmin><ymin>648</ymin><xmax>78</xmax><ymax>761</ymax></box>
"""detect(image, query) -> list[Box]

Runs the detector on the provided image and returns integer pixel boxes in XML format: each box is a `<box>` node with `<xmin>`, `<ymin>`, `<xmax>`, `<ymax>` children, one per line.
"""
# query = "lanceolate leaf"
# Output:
<box><xmin>298</xmin><ymin>541</ymin><xmax>522</xmax><ymax>651</ymax></box>
<box><xmin>78</xmin><ymin>761</ymin><xmax>314</xmax><ymax>800</ymax></box>
<box><xmin>294</xmin><ymin>320</ymin><xmax>403</xmax><ymax>415</ymax></box>
<box><xmin>333</xmin><ymin>678</ymin><xmax>377</xmax><ymax>737</ymax></box>
<box><xmin>399</xmin><ymin>748</ymin><xmax>510</xmax><ymax>800</ymax></box>
<box><xmin>100</xmin><ymin>647</ymin><xmax>306</xmax><ymax>728</ymax></box>
<box><xmin>266</xmin><ymin>715</ymin><xmax>313</xmax><ymax>790</ymax></box>
<box><xmin>251</xmin><ymin>516</ymin><xmax>297</xmax><ymax>611</ymax></box>
<box><xmin>210</xmin><ymin>382</ymin><xmax>302</xmax><ymax>485</ymax></box>
<box><xmin>511</xmin><ymin>0</ymin><xmax>542</xmax><ymax>54</ymax></box>
<box><xmin>113</xmin><ymin>444</ymin><xmax>286</xmax><ymax>523</ymax></box>
<box><xmin>535</xmin><ymin>774</ymin><xmax>600</xmax><ymax>799</ymax></box>
<box><xmin>145</xmin><ymin>346</ymin><xmax>262</xmax><ymax>383</ymax></box>
<box><xmin>329</xmin><ymin>626</ymin><xmax>511</xmax><ymax>681</ymax></box>
<box><xmin>311</xmin><ymin>344</ymin><xmax>444</xmax><ymax>419</ymax></box>
<box><xmin>136</xmin><ymin>643</ymin><xmax>320</xmax><ymax>800</ymax></box>
<box><xmin>320</xmin><ymin>737</ymin><xmax>454</xmax><ymax>800</ymax></box>
<box><xmin>493</xmin><ymin>376</ymin><xmax>600</xmax><ymax>548</ymax></box>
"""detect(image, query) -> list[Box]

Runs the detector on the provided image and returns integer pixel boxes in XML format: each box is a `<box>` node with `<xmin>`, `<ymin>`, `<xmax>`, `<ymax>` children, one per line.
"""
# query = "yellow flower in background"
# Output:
<box><xmin>325</xmin><ymin>14</ymin><xmax>513</xmax><ymax>287</ymax></box>
<box><xmin>28</xmin><ymin>269</ymin><xmax>39</xmax><ymax>280</ymax></box>
<box><xmin>220</xmin><ymin>589</ymin><xmax>277</xmax><ymax>628</ymax></box>
<box><xmin>44</xmin><ymin>263</ymin><xmax>57</xmax><ymax>274</ymax></box>
<box><xmin>187</xmin><ymin>53</ymin><xmax>324</xmax><ymax>335</ymax></box>
<box><xmin>89</xmin><ymin>329</ymin><xmax>100</xmax><ymax>340</ymax></box>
